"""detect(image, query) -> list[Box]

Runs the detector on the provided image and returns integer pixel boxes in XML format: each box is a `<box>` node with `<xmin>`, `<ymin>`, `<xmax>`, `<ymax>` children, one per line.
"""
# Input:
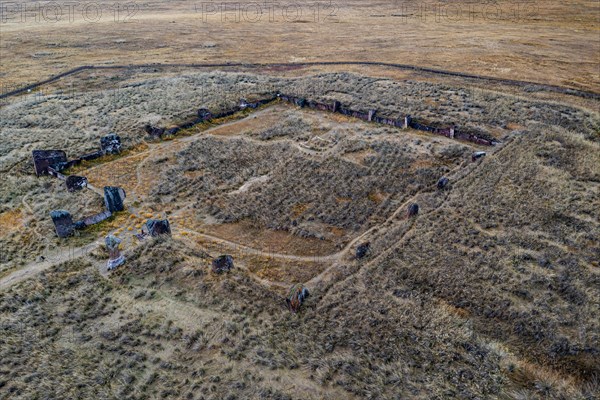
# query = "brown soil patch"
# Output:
<box><xmin>0</xmin><ymin>209</ymin><xmax>23</xmax><ymax>237</ymax></box>
<box><xmin>205</xmin><ymin>220</ymin><xmax>339</xmax><ymax>257</ymax></box>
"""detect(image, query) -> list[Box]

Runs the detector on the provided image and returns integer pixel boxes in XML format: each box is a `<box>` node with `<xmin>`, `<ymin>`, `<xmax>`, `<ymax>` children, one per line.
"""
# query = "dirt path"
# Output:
<box><xmin>313</xmin><ymin>137</ymin><xmax>517</xmax><ymax>302</ymax></box>
<box><xmin>0</xmin><ymin>239</ymin><xmax>102</xmax><ymax>290</ymax></box>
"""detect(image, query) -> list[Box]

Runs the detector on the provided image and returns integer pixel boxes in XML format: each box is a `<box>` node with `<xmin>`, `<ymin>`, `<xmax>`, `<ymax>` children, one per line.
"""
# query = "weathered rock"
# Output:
<box><xmin>356</xmin><ymin>242</ymin><xmax>371</xmax><ymax>259</ymax></box>
<box><xmin>212</xmin><ymin>255</ymin><xmax>234</xmax><ymax>273</ymax></box>
<box><xmin>286</xmin><ymin>284</ymin><xmax>309</xmax><ymax>313</ymax></box>
<box><xmin>332</xmin><ymin>100</ymin><xmax>341</xmax><ymax>113</ymax></box>
<box><xmin>144</xmin><ymin>124</ymin><xmax>165</xmax><ymax>138</ymax></box>
<box><xmin>368</xmin><ymin>109</ymin><xmax>377</xmax><ymax>122</ymax></box>
<box><xmin>294</xmin><ymin>98</ymin><xmax>306</xmax><ymax>108</ymax></box>
<box><xmin>166</xmin><ymin>127</ymin><xmax>180</xmax><ymax>136</ymax></box>
<box><xmin>79</xmin><ymin>210</ymin><xmax>112</xmax><ymax>227</ymax></box>
<box><xmin>472</xmin><ymin>151</ymin><xmax>487</xmax><ymax>162</ymax></box>
<box><xmin>437</xmin><ymin>177</ymin><xmax>450</xmax><ymax>190</ymax></box>
<box><xmin>198</xmin><ymin>108</ymin><xmax>213</xmax><ymax>120</ymax></box>
<box><xmin>104</xmin><ymin>186</ymin><xmax>126</xmax><ymax>213</ymax></box>
<box><xmin>238</xmin><ymin>99</ymin><xmax>250</xmax><ymax>109</ymax></box>
<box><xmin>407</xmin><ymin>203</ymin><xmax>419</xmax><ymax>218</ymax></box>
<box><xmin>73</xmin><ymin>220</ymin><xmax>87</xmax><ymax>230</ymax></box>
<box><xmin>50</xmin><ymin>210</ymin><xmax>74</xmax><ymax>238</ymax></box>
<box><xmin>142</xmin><ymin>219</ymin><xmax>171</xmax><ymax>237</ymax></box>
<box><xmin>101</xmin><ymin>134</ymin><xmax>122</xmax><ymax>155</ymax></box>
<box><xmin>66</xmin><ymin>175</ymin><xmax>88</xmax><ymax>192</ymax></box>
<box><xmin>80</xmin><ymin>150</ymin><xmax>104</xmax><ymax>161</ymax></box>
<box><xmin>105</xmin><ymin>234</ymin><xmax>125</xmax><ymax>270</ymax></box>
<box><xmin>32</xmin><ymin>150</ymin><xmax>68</xmax><ymax>176</ymax></box>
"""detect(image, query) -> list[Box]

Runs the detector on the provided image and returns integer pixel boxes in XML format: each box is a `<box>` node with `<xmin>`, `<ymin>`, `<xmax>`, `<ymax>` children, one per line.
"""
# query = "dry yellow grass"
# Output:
<box><xmin>1</xmin><ymin>1</ymin><xmax>598</xmax><ymax>92</ymax></box>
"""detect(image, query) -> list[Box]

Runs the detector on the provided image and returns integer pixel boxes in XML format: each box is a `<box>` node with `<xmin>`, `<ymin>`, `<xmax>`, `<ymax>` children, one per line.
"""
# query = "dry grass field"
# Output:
<box><xmin>0</xmin><ymin>69</ymin><xmax>598</xmax><ymax>399</ymax></box>
<box><xmin>0</xmin><ymin>1</ymin><xmax>599</xmax><ymax>91</ymax></box>
<box><xmin>1</xmin><ymin>1</ymin><xmax>599</xmax><ymax>399</ymax></box>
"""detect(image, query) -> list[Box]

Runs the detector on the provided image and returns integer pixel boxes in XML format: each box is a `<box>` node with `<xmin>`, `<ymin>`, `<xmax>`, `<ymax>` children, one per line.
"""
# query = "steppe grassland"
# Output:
<box><xmin>0</xmin><ymin>1</ymin><xmax>599</xmax><ymax>91</ymax></box>
<box><xmin>0</xmin><ymin>64</ymin><xmax>598</xmax><ymax>399</ymax></box>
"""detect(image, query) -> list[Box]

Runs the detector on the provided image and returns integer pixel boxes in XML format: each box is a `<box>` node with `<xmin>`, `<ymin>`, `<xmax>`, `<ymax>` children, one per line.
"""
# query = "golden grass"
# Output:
<box><xmin>0</xmin><ymin>1</ymin><xmax>598</xmax><ymax>92</ymax></box>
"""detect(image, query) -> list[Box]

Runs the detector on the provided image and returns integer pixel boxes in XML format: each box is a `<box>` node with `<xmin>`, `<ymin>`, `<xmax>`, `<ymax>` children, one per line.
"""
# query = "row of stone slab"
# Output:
<box><xmin>352</xmin><ymin>174</ymin><xmax>463</xmax><ymax>259</ymax></box>
<box><xmin>50</xmin><ymin>186</ymin><xmax>126</xmax><ymax>238</ymax></box>
<box><xmin>105</xmin><ymin>219</ymin><xmax>172</xmax><ymax>271</ymax></box>
<box><xmin>275</xmin><ymin>93</ymin><xmax>498</xmax><ymax>146</ymax></box>
<box><xmin>32</xmin><ymin>134</ymin><xmax>122</xmax><ymax>177</ymax></box>
<box><xmin>142</xmin><ymin>94</ymin><xmax>496</xmax><ymax>147</ymax></box>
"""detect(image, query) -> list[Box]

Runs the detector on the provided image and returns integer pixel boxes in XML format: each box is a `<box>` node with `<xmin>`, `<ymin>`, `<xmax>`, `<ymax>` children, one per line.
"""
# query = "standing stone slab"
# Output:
<box><xmin>104</xmin><ymin>186</ymin><xmax>126</xmax><ymax>213</ymax></box>
<box><xmin>142</xmin><ymin>219</ymin><xmax>171</xmax><ymax>237</ymax></box>
<box><xmin>198</xmin><ymin>108</ymin><xmax>213</xmax><ymax>120</ymax></box>
<box><xmin>50</xmin><ymin>210</ymin><xmax>74</xmax><ymax>238</ymax></box>
<box><xmin>286</xmin><ymin>284</ymin><xmax>310</xmax><ymax>313</ymax></box>
<box><xmin>472</xmin><ymin>151</ymin><xmax>487</xmax><ymax>162</ymax></box>
<box><xmin>66</xmin><ymin>175</ymin><xmax>88</xmax><ymax>192</ymax></box>
<box><xmin>105</xmin><ymin>234</ymin><xmax>125</xmax><ymax>270</ymax></box>
<box><xmin>368</xmin><ymin>109</ymin><xmax>377</xmax><ymax>122</ymax></box>
<box><xmin>407</xmin><ymin>203</ymin><xmax>419</xmax><ymax>218</ymax></box>
<box><xmin>332</xmin><ymin>100</ymin><xmax>341</xmax><ymax>113</ymax></box>
<box><xmin>437</xmin><ymin>177</ymin><xmax>450</xmax><ymax>190</ymax></box>
<box><xmin>212</xmin><ymin>255</ymin><xmax>234</xmax><ymax>273</ymax></box>
<box><xmin>100</xmin><ymin>134</ymin><xmax>122</xmax><ymax>155</ymax></box>
<box><xmin>356</xmin><ymin>242</ymin><xmax>371</xmax><ymax>259</ymax></box>
<box><xmin>32</xmin><ymin>150</ymin><xmax>68</xmax><ymax>176</ymax></box>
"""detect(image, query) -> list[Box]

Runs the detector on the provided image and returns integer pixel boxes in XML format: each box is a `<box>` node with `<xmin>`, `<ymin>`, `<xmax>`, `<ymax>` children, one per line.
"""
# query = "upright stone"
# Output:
<box><xmin>437</xmin><ymin>177</ymin><xmax>450</xmax><ymax>190</ymax></box>
<box><xmin>198</xmin><ymin>108</ymin><xmax>213</xmax><ymax>120</ymax></box>
<box><xmin>105</xmin><ymin>234</ymin><xmax>125</xmax><ymax>270</ymax></box>
<box><xmin>32</xmin><ymin>150</ymin><xmax>68</xmax><ymax>176</ymax></box>
<box><xmin>332</xmin><ymin>100</ymin><xmax>341</xmax><ymax>113</ymax></box>
<box><xmin>472</xmin><ymin>151</ymin><xmax>487</xmax><ymax>162</ymax></box>
<box><xmin>404</xmin><ymin>115</ymin><xmax>412</xmax><ymax>129</ymax></box>
<box><xmin>66</xmin><ymin>175</ymin><xmax>88</xmax><ymax>192</ymax></box>
<box><xmin>50</xmin><ymin>210</ymin><xmax>74</xmax><ymax>238</ymax></box>
<box><xmin>294</xmin><ymin>98</ymin><xmax>306</xmax><ymax>108</ymax></box>
<box><xmin>407</xmin><ymin>203</ymin><xmax>419</xmax><ymax>218</ymax></box>
<box><xmin>144</xmin><ymin>125</ymin><xmax>165</xmax><ymax>138</ymax></box>
<box><xmin>142</xmin><ymin>219</ymin><xmax>171</xmax><ymax>237</ymax></box>
<box><xmin>356</xmin><ymin>242</ymin><xmax>371</xmax><ymax>259</ymax></box>
<box><xmin>104</xmin><ymin>186</ymin><xmax>126</xmax><ymax>213</ymax></box>
<box><xmin>368</xmin><ymin>109</ymin><xmax>377</xmax><ymax>122</ymax></box>
<box><xmin>212</xmin><ymin>255</ymin><xmax>234</xmax><ymax>274</ymax></box>
<box><xmin>286</xmin><ymin>284</ymin><xmax>310</xmax><ymax>313</ymax></box>
<box><xmin>100</xmin><ymin>134</ymin><xmax>122</xmax><ymax>155</ymax></box>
